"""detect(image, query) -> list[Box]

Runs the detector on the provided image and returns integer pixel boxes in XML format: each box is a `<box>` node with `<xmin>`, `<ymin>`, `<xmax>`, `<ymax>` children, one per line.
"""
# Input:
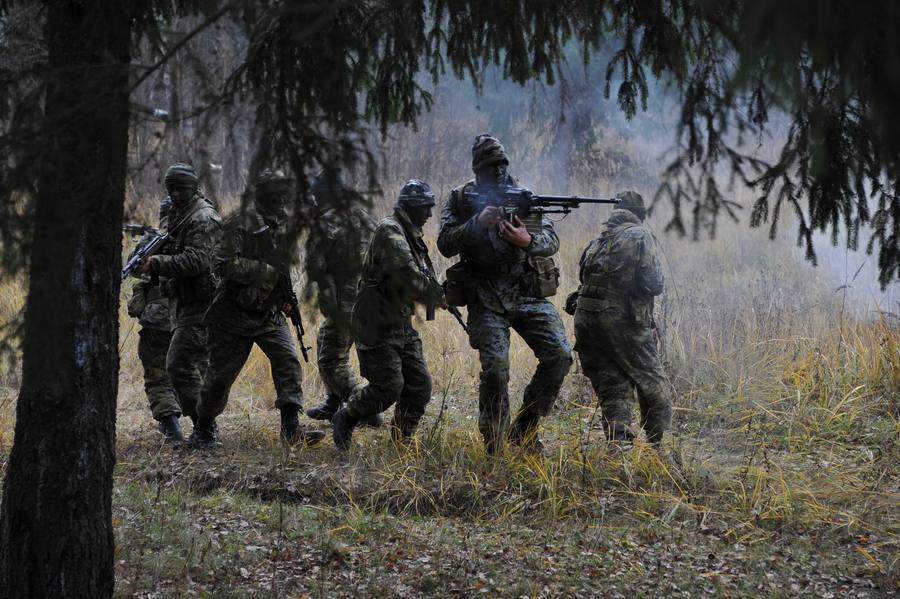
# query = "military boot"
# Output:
<box><xmin>183</xmin><ymin>417</ymin><xmax>220</xmax><ymax>450</ymax></box>
<box><xmin>157</xmin><ymin>414</ymin><xmax>184</xmax><ymax>444</ymax></box>
<box><xmin>280</xmin><ymin>404</ymin><xmax>326</xmax><ymax>445</ymax></box>
<box><xmin>607</xmin><ymin>431</ymin><xmax>632</xmax><ymax>457</ymax></box>
<box><xmin>508</xmin><ymin>411</ymin><xmax>545</xmax><ymax>456</ymax></box>
<box><xmin>332</xmin><ymin>408</ymin><xmax>360</xmax><ymax>450</ymax></box>
<box><xmin>306</xmin><ymin>394</ymin><xmax>342</xmax><ymax>421</ymax></box>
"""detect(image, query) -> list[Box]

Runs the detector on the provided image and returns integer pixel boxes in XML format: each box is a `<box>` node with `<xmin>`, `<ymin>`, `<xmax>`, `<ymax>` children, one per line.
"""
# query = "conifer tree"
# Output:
<box><xmin>2</xmin><ymin>1</ymin><xmax>900</xmax><ymax>596</ymax></box>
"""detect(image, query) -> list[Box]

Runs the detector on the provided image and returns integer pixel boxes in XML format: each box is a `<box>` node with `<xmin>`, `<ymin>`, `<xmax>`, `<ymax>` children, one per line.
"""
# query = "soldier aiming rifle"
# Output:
<box><xmin>462</xmin><ymin>186</ymin><xmax>620</xmax><ymax>235</ymax></box>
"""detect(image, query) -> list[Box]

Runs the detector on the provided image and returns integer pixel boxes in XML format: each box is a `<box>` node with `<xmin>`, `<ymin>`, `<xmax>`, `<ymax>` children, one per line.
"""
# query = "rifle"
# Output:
<box><xmin>121</xmin><ymin>210</ymin><xmax>192</xmax><ymax>280</ymax></box>
<box><xmin>121</xmin><ymin>229</ymin><xmax>172</xmax><ymax>281</ymax></box>
<box><xmin>123</xmin><ymin>224</ymin><xmax>159</xmax><ymax>237</ymax></box>
<box><xmin>463</xmin><ymin>185</ymin><xmax>620</xmax><ymax>235</ymax></box>
<box><xmin>254</xmin><ymin>225</ymin><xmax>311</xmax><ymax>362</ymax></box>
<box><xmin>419</xmin><ymin>263</ymin><xmax>469</xmax><ymax>334</ymax></box>
<box><xmin>276</xmin><ymin>270</ymin><xmax>312</xmax><ymax>363</ymax></box>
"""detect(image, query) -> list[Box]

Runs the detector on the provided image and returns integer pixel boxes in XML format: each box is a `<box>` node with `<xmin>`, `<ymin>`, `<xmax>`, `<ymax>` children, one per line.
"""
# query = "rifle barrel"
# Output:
<box><xmin>533</xmin><ymin>195</ymin><xmax>620</xmax><ymax>204</ymax></box>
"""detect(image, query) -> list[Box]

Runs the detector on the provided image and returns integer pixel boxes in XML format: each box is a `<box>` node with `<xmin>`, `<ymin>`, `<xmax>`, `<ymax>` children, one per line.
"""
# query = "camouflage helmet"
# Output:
<box><xmin>397</xmin><ymin>179</ymin><xmax>436</xmax><ymax>208</ymax></box>
<box><xmin>164</xmin><ymin>163</ymin><xmax>199</xmax><ymax>189</ymax></box>
<box><xmin>310</xmin><ymin>169</ymin><xmax>343</xmax><ymax>194</ymax></box>
<box><xmin>617</xmin><ymin>190</ymin><xmax>645</xmax><ymax>220</ymax></box>
<box><xmin>471</xmin><ymin>133</ymin><xmax>509</xmax><ymax>172</ymax></box>
<box><xmin>254</xmin><ymin>169</ymin><xmax>290</xmax><ymax>200</ymax></box>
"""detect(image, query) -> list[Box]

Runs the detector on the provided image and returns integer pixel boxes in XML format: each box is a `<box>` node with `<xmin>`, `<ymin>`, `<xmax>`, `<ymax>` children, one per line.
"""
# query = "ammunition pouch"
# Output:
<box><xmin>444</xmin><ymin>261</ymin><xmax>475</xmax><ymax>307</ymax></box>
<box><xmin>631</xmin><ymin>295</ymin><xmax>653</xmax><ymax>328</ymax></box>
<box><xmin>237</xmin><ymin>268</ymin><xmax>279</xmax><ymax>312</ymax></box>
<box><xmin>520</xmin><ymin>256</ymin><xmax>559</xmax><ymax>298</ymax></box>
<box><xmin>577</xmin><ymin>274</ymin><xmax>652</xmax><ymax>328</ymax></box>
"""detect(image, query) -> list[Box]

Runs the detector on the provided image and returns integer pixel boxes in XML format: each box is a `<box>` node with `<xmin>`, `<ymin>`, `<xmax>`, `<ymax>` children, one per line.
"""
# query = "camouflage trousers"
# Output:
<box><xmin>345</xmin><ymin>318</ymin><xmax>431</xmax><ymax>434</ymax></box>
<box><xmin>197</xmin><ymin>320</ymin><xmax>304</xmax><ymax>419</ymax></box>
<box><xmin>316</xmin><ymin>309</ymin><xmax>359</xmax><ymax>401</ymax></box>
<box><xmin>574</xmin><ymin>306</ymin><xmax>671</xmax><ymax>443</ymax></box>
<box><xmin>137</xmin><ymin>327</ymin><xmax>179</xmax><ymax>420</ymax></box>
<box><xmin>467</xmin><ymin>299</ymin><xmax>573</xmax><ymax>441</ymax></box>
<box><xmin>166</xmin><ymin>324</ymin><xmax>209</xmax><ymax>420</ymax></box>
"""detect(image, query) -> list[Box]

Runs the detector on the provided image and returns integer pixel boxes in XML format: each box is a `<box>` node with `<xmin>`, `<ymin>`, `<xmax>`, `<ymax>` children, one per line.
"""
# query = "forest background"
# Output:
<box><xmin>1</xmin><ymin>4</ymin><xmax>900</xmax><ymax>598</ymax></box>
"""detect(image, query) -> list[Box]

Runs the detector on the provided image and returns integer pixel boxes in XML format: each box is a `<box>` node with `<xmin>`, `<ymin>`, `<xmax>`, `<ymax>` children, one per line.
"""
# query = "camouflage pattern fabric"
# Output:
<box><xmin>306</xmin><ymin>207</ymin><xmax>376</xmax><ymax>399</ymax></box>
<box><xmin>137</xmin><ymin>327</ymin><xmax>179</xmax><ymax>419</ymax></box>
<box><xmin>437</xmin><ymin>174</ymin><xmax>572</xmax><ymax>442</ymax></box>
<box><xmin>197</xmin><ymin>202</ymin><xmax>304</xmax><ymax>418</ymax></box>
<box><xmin>315</xmin><ymin>309</ymin><xmax>358</xmax><ymax>401</ymax></box>
<box><xmin>577</xmin><ymin>208</ymin><xmax>663</xmax><ymax>300</ymax></box>
<box><xmin>148</xmin><ymin>195</ymin><xmax>219</xmax><ymax>419</ymax></box>
<box><xmin>345</xmin><ymin>321</ymin><xmax>431</xmax><ymax>433</ymax></box>
<box><xmin>466</xmin><ymin>300</ymin><xmax>571</xmax><ymax>438</ymax></box>
<box><xmin>198</xmin><ymin>321</ymin><xmax>304</xmax><ymax>419</ymax></box>
<box><xmin>203</xmin><ymin>205</ymin><xmax>285</xmax><ymax>336</ymax></box>
<box><xmin>343</xmin><ymin>209</ymin><xmax>439</xmax><ymax>426</ymax></box>
<box><xmin>166</xmin><ymin>323</ymin><xmax>208</xmax><ymax>419</ymax></box>
<box><xmin>354</xmin><ymin>209</ymin><xmax>441</xmax><ymax>334</ymax></box>
<box><xmin>127</xmin><ymin>197</ymin><xmax>179</xmax><ymax>420</ymax></box>
<box><xmin>574</xmin><ymin>207</ymin><xmax>671</xmax><ymax>442</ymax></box>
<box><xmin>149</xmin><ymin>195</ymin><xmax>221</xmax><ymax>327</ymax></box>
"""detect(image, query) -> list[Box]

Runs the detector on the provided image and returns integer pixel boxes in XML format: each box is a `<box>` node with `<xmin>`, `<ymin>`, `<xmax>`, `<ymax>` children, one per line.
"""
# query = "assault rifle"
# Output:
<box><xmin>275</xmin><ymin>271</ymin><xmax>312</xmax><ymax>363</ymax></box>
<box><xmin>254</xmin><ymin>225</ymin><xmax>312</xmax><ymax>362</ymax></box>
<box><xmin>121</xmin><ymin>224</ymin><xmax>180</xmax><ymax>281</ymax></box>
<box><xmin>419</xmin><ymin>263</ymin><xmax>469</xmax><ymax>334</ymax></box>
<box><xmin>463</xmin><ymin>185</ymin><xmax>620</xmax><ymax>235</ymax></box>
<box><xmin>123</xmin><ymin>224</ymin><xmax>159</xmax><ymax>237</ymax></box>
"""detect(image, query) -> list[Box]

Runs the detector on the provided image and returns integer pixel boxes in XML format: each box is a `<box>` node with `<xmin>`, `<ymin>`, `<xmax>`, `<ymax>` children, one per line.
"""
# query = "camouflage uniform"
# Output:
<box><xmin>306</xmin><ymin>206</ymin><xmax>376</xmax><ymax>408</ymax></box>
<box><xmin>147</xmin><ymin>169</ymin><xmax>221</xmax><ymax>421</ymax></box>
<box><xmin>572</xmin><ymin>197</ymin><xmax>671</xmax><ymax>445</ymax></box>
<box><xmin>198</xmin><ymin>204</ymin><xmax>305</xmax><ymax>419</ymax></box>
<box><xmin>127</xmin><ymin>198</ymin><xmax>179</xmax><ymax>422</ymax></box>
<box><xmin>438</xmin><ymin>135</ymin><xmax>573</xmax><ymax>453</ymax></box>
<box><xmin>332</xmin><ymin>181</ymin><xmax>443</xmax><ymax>448</ymax></box>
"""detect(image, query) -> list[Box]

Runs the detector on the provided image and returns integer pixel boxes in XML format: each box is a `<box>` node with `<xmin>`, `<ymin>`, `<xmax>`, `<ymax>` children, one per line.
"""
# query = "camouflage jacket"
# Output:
<box><xmin>149</xmin><ymin>196</ymin><xmax>221</xmax><ymax>327</ymax></box>
<box><xmin>577</xmin><ymin>208</ymin><xmax>663</xmax><ymax>324</ymax></box>
<box><xmin>354</xmin><ymin>208</ymin><xmax>441</xmax><ymax>331</ymax></box>
<box><xmin>127</xmin><ymin>198</ymin><xmax>175</xmax><ymax>332</ymax></box>
<box><xmin>204</xmin><ymin>204</ymin><xmax>291</xmax><ymax>336</ymax></box>
<box><xmin>437</xmin><ymin>175</ymin><xmax>560</xmax><ymax>313</ymax></box>
<box><xmin>306</xmin><ymin>206</ymin><xmax>376</xmax><ymax>318</ymax></box>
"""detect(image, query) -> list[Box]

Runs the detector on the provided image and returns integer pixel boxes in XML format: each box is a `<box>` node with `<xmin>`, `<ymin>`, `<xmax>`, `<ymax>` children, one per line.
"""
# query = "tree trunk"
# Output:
<box><xmin>0</xmin><ymin>1</ymin><xmax>131</xmax><ymax>597</ymax></box>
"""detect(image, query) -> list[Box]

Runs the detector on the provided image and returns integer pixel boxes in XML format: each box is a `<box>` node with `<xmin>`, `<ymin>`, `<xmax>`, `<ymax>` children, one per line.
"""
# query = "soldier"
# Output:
<box><xmin>437</xmin><ymin>134</ymin><xmax>573</xmax><ymax>455</ymax></box>
<box><xmin>137</xmin><ymin>163</ymin><xmax>221</xmax><ymax>437</ymax></box>
<box><xmin>184</xmin><ymin>170</ymin><xmax>326</xmax><ymax>449</ymax></box>
<box><xmin>331</xmin><ymin>180</ymin><xmax>447</xmax><ymax>449</ymax></box>
<box><xmin>304</xmin><ymin>170</ymin><xmax>381</xmax><ymax>428</ymax></box>
<box><xmin>569</xmin><ymin>191</ymin><xmax>671</xmax><ymax>450</ymax></box>
<box><xmin>126</xmin><ymin>197</ymin><xmax>181</xmax><ymax>442</ymax></box>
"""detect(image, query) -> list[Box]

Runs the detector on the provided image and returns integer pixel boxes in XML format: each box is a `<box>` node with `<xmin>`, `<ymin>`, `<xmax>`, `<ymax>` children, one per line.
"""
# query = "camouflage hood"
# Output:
<box><xmin>604</xmin><ymin>208</ymin><xmax>642</xmax><ymax>231</ymax></box>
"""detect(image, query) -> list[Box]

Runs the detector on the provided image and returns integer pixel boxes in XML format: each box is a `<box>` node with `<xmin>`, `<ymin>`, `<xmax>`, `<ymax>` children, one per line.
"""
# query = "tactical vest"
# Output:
<box><xmin>576</xmin><ymin>221</ymin><xmax>645</xmax><ymax>320</ymax></box>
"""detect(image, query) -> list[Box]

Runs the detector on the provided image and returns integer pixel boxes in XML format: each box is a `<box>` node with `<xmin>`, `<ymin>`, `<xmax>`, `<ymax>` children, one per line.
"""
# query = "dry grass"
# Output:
<box><xmin>3</xmin><ymin>111</ymin><xmax>900</xmax><ymax>596</ymax></box>
<box><xmin>103</xmin><ymin>187</ymin><xmax>900</xmax><ymax>596</ymax></box>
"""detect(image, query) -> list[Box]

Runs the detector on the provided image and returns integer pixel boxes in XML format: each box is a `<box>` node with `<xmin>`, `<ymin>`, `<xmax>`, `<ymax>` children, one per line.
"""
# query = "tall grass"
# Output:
<box><xmin>3</xmin><ymin>103</ymin><xmax>900</xmax><ymax>595</ymax></box>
